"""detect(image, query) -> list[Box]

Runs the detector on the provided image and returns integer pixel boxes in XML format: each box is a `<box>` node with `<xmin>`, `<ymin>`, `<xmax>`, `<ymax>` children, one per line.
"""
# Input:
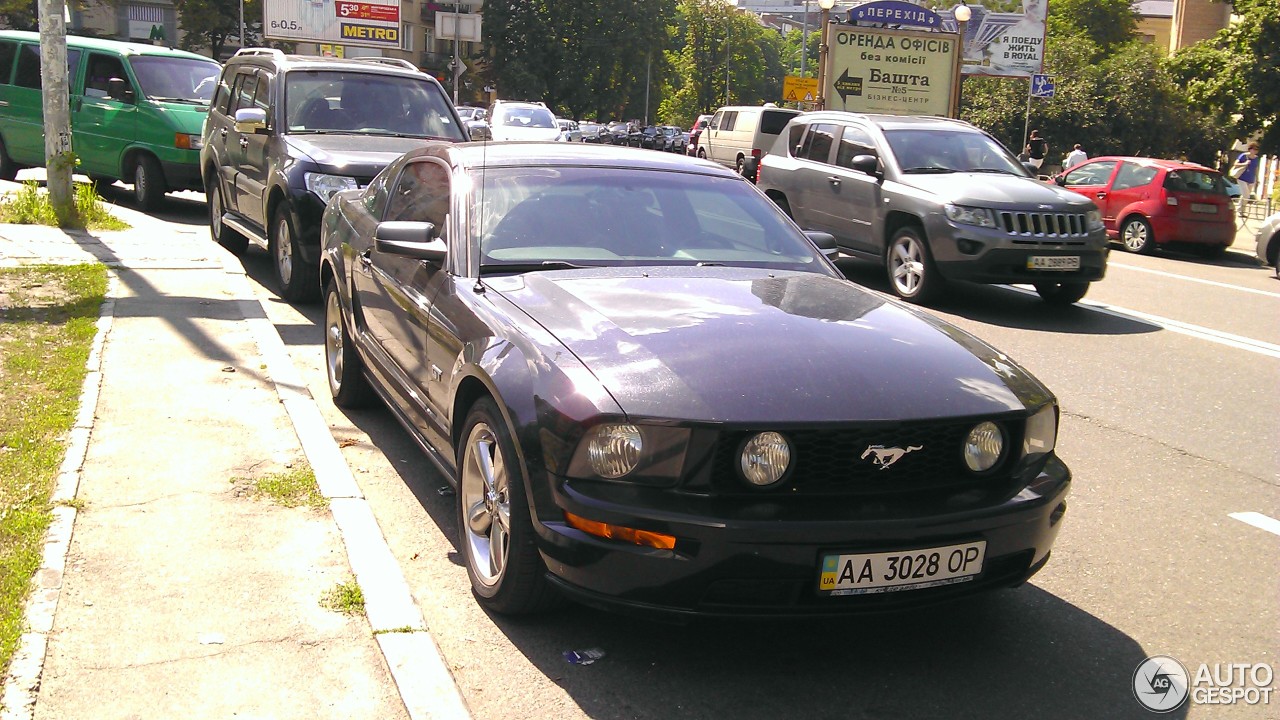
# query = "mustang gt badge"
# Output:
<box><xmin>861</xmin><ymin>444</ymin><xmax>923</xmax><ymax>469</ymax></box>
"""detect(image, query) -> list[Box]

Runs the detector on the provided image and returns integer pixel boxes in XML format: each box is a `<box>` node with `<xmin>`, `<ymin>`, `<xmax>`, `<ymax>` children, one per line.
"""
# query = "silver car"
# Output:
<box><xmin>1256</xmin><ymin>211</ymin><xmax>1280</xmax><ymax>275</ymax></box>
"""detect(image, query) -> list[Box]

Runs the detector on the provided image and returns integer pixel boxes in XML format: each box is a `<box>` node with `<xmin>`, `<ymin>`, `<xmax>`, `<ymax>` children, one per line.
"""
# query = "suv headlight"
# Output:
<box><xmin>945</xmin><ymin>204</ymin><xmax>997</xmax><ymax>228</ymax></box>
<box><xmin>305</xmin><ymin>172</ymin><xmax>359</xmax><ymax>202</ymax></box>
<box><xmin>1085</xmin><ymin>209</ymin><xmax>1104</xmax><ymax>231</ymax></box>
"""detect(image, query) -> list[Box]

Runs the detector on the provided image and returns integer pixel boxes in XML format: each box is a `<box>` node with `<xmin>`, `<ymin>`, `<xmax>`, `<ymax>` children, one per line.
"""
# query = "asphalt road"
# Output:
<box><xmin>143</xmin><ymin>188</ymin><xmax>1278</xmax><ymax>720</ymax></box>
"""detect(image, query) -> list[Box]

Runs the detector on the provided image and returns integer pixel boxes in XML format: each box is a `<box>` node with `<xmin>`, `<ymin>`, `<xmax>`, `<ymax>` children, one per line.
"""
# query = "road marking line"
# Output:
<box><xmin>1108</xmin><ymin>262</ymin><xmax>1280</xmax><ymax>298</ymax></box>
<box><xmin>1005</xmin><ymin>286</ymin><xmax>1280</xmax><ymax>359</ymax></box>
<box><xmin>1229</xmin><ymin>512</ymin><xmax>1280</xmax><ymax>537</ymax></box>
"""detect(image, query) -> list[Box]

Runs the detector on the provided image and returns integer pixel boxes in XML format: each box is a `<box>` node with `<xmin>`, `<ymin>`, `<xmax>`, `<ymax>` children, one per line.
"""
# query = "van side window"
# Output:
<box><xmin>721</xmin><ymin>111</ymin><xmax>738</xmax><ymax>132</ymax></box>
<box><xmin>66</xmin><ymin>49</ymin><xmax>81</xmax><ymax>90</ymax></box>
<box><xmin>85</xmin><ymin>53</ymin><xmax>128</xmax><ymax>98</ymax></box>
<box><xmin>798</xmin><ymin>123</ymin><xmax>837</xmax><ymax>164</ymax></box>
<box><xmin>14</xmin><ymin>43</ymin><xmax>40</xmax><ymax>88</ymax></box>
<box><xmin>0</xmin><ymin>41</ymin><xmax>16</xmax><ymax>85</ymax></box>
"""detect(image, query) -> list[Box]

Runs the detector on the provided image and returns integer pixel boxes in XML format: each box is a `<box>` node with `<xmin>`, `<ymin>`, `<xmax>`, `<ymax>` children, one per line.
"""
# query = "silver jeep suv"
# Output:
<box><xmin>756</xmin><ymin>112</ymin><xmax>1109</xmax><ymax>304</ymax></box>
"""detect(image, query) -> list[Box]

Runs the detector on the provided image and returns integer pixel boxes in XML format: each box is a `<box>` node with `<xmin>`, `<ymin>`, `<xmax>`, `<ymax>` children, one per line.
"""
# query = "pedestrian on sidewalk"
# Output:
<box><xmin>1230</xmin><ymin>143</ymin><xmax>1260</xmax><ymax>217</ymax></box>
<box><xmin>1064</xmin><ymin>143</ymin><xmax>1088</xmax><ymax>169</ymax></box>
<box><xmin>1025</xmin><ymin>130</ymin><xmax>1048</xmax><ymax>170</ymax></box>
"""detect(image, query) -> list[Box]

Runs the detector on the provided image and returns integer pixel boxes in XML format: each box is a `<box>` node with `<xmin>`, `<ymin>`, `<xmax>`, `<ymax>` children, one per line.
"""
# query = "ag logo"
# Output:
<box><xmin>1133</xmin><ymin>655</ymin><xmax>1189</xmax><ymax>712</ymax></box>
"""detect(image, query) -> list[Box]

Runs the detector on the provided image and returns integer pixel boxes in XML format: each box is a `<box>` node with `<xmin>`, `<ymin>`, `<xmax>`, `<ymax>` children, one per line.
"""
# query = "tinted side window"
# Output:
<box><xmin>836</xmin><ymin>125</ymin><xmax>877</xmax><ymax>169</ymax></box>
<box><xmin>1063</xmin><ymin>160</ymin><xmax>1117</xmax><ymax>186</ymax></box>
<box><xmin>14</xmin><ymin>43</ymin><xmax>39</xmax><ymax>88</ymax></box>
<box><xmin>1111</xmin><ymin>162</ymin><xmax>1159</xmax><ymax>191</ymax></box>
<box><xmin>211</xmin><ymin>72</ymin><xmax>232</xmax><ymax>115</ymax></box>
<box><xmin>252</xmin><ymin>71</ymin><xmax>272</xmax><ymax>113</ymax></box>
<box><xmin>385</xmin><ymin>159</ymin><xmax>451</xmax><ymax>235</ymax></box>
<box><xmin>0</xmin><ymin>41</ymin><xmax>15</xmax><ymax>84</ymax></box>
<box><xmin>787</xmin><ymin>123</ymin><xmax>805</xmax><ymax>155</ymax></box>
<box><xmin>66</xmin><ymin>49</ymin><xmax>80</xmax><ymax>91</ymax></box>
<box><xmin>709</xmin><ymin>111</ymin><xmax>723</xmax><ymax>131</ymax></box>
<box><xmin>84</xmin><ymin>53</ymin><xmax>128</xmax><ymax>98</ymax></box>
<box><xmin>799</xmin><ymin>123</ymin><xmax>837</xmax><ymax>164</ymax></box>
<box><xmin>722</xmin><ymin>111</ymin><xmax>738</xmax><ymax>132</ymax></box>
<box><xmin>230</xmin><ymin>72</ymin><xmax>258</xmax><ymax>113</ymax></box>
<box><xmin>759</xmin><ymin>110</ymin><xmax>797</xmax><ymax>135</ymax></box>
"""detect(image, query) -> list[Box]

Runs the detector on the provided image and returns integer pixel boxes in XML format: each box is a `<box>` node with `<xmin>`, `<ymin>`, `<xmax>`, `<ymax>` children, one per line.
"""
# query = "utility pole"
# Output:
<box><xmin>452</xmin><ymin>2</ymin><xmax>461</xmax><ymax>104</ymax></box>
<box><xmin>38</xmin><ymin>0</ymin><xmax>76</xmax><ymax>225</ymax></box>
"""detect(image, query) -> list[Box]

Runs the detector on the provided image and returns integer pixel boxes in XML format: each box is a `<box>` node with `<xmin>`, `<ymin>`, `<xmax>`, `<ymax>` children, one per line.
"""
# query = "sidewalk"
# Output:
<box><xmin>0</xmin><ymin>198</ymin><xmax>471</xmax><ymax>720</ymax></box>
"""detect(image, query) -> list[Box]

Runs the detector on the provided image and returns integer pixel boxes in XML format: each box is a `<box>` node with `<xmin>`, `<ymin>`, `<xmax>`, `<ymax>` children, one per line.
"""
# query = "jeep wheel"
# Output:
<box><xmin>1035</xmin><ymin>281</ymin><xmax>1090</xmax><ymax>305</ymax></box>
<box><xmin>132</xmin><ymin>155</ymin><xmax>166</xmax><ymax>211</ymax></box>
<box><xmin>270</xmin><ymin>205</ymin><xmax>319</xmax><ymax>303</ymax></box>
<box><xmin>886</xmin><ymin>226</ymin><xmax>942</xmax><ymax>303</ymax></box>
<box><xmin>206</xmin><ymin>178</ymin><xmax>248</xmax><ymax>255</ymax></box>
<box><xmin>1120</xmin><ymin>216</ymin><xmax>1154</xmax><ymax>254</ymax></box>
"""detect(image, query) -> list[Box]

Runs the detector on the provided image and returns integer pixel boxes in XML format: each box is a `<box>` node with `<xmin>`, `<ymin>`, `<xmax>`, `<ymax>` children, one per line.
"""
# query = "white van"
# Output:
<box><xmin>699</xmin><ymin>105</ymin><xmax>802</xmax><ymax>173</ymax></box>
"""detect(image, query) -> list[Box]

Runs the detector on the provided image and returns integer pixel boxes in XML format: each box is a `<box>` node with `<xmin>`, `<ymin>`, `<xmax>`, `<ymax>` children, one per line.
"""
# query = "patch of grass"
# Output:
<box><xmin>244</xmin><ymin>466</ymin><xmax>327</xmax><ymax>509</ymax></box>
<box><xmin>53</xmin><ymin>498</ymin><xmax>85</xmax><ymax>511</ymax></box>
<box><xmin>373</xmin><ymin>626</ymin><xmax>417</xmax><ymax>635</ymax></box>
<box><xmin>0</xmin><ymin>180</ymin><xmax>129</xmax><ymax>231</ymax></box>
<box><xmin>320</xmin><ymin>579</ymin><xmax>365</xmax><ymax>616</ymax></box>
<box><xmin>0</xmin><ymin>263</ymin><xmax>107</xmax><ymax>680</ymax></box>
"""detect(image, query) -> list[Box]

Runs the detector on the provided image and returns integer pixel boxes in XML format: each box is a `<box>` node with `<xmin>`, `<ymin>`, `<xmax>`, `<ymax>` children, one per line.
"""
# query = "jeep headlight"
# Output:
<box><xmin>1085</xmin><ymin>209</ymin><xmax>1104</xmax><ymax>231</ymax></box>
<box><xmin>305</xmin><ymin>172</ymin><xmax>359</xmax><ymax>202</ymax></box>
<box><xmin>945</xmin><ymin>204</ymin><xmax>997</xmax><ymax>228</ymax></box>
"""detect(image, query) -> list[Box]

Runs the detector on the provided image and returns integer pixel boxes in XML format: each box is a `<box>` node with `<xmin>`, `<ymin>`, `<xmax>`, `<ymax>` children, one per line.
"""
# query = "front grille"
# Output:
<box><xmin>1000</xmin><ymin>211</ymin><xmax>1089</xmax><ymax>245</ymax></box>
<box><xmin>708</xmin><ymin>420</ymin><xmax>1022</xmax><ymax>497</ymax></box>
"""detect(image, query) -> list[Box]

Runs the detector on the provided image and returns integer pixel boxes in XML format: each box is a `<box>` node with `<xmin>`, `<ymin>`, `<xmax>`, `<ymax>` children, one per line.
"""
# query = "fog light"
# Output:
<box><xmin>963</xmin><ymin>421</ymin><xmax>1004</xmax><ymax>472</ymax></box>
<box><xmin>740</xmin><ymin>432</ymin><xmax>791</xmax><ymax>487</ymax></box>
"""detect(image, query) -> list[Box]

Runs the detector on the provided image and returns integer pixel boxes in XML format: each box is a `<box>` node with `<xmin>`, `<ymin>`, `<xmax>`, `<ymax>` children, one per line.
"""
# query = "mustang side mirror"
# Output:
<box><xmin>804</xmin><ymin>231</ymin><xmax>840</xmax><ymax>261</ymax></box>
<box><xmin>375</xmin><ymin>221</ymin><xmax>447</xmax><ymax>263</ymax></box>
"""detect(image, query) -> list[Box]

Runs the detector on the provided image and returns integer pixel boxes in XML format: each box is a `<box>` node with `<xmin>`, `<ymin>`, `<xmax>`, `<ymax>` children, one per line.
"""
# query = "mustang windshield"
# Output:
<box><xmin>473</xmin><ymin>166</ymin><xmax>836</xmax><ymax>274</ymax></box>
<box><xmin>885</xmin><ymin>129</ymin><xmax>1027</xmax><ymax>176</ymax></box>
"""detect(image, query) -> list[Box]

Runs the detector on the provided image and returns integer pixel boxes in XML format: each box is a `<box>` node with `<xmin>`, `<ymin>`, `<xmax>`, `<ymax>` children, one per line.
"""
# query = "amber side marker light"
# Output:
<box><xmin>564</xmin><ymin>511</ymin><xmax>676</xmax><ymax>550</ymax></box>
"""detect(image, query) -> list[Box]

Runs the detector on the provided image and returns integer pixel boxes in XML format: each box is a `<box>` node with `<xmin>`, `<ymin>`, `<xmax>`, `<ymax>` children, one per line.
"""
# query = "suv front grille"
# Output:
<box><xmin>1000</xmin><ymin>211</ymin><xmax>1089</xmax><ymax>244</ymax></box>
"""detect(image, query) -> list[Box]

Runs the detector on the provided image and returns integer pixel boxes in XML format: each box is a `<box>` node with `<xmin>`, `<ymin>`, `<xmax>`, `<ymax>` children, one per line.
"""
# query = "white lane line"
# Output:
<box><xmin>1005</xmin><ymin>285</ymin><xmax>1280</xmax><ymax>359</ymax></box>
<box><xmin>1229</xmin><ymin>512</ymin><xmax>1280</xmax><ymax>537</ymax></box>
<box><xmin>1108</xmin><ymin>262</ymin><xmax>1280</xmax><ymax>298</ymax></box>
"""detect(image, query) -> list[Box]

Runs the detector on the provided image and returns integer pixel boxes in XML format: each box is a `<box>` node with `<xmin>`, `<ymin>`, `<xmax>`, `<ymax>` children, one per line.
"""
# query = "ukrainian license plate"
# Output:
<box><xmin>1028</xmin><ymin>255</ymin><xmax>1080</xmax><ymax>270</ymax></box>
<box><xmin>818</xmin><ymin>541</ymin><xmax>986</xmax><ymax>596</ymax></box>
<box><xmin>1191</xmin><ymin>203</ymin><xmax>1217</xmax><ymax>214</ymax></box>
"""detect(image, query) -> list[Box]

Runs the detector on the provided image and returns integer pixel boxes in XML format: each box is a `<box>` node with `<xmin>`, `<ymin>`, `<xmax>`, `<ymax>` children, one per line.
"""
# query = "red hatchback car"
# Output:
<box><xmin>1054</xmin><ymin>156</ymin><xmax>1235</xmax><ymax>257</ymax></box>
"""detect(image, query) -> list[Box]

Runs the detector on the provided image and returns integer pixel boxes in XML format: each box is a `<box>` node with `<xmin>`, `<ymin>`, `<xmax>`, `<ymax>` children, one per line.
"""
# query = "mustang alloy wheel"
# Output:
<box><xmin>457</xmin><ymin>398</ymin><xmax>560</xmax><ymax>614</ymax></box>
<box><xmin>323</xmin><ymin>279</ymin><xmax>373</xmax><ymax>407</ymax></box>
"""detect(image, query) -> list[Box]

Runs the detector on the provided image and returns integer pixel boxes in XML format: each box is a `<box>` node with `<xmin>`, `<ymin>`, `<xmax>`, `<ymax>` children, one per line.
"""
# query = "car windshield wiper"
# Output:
<box><xmin>147</xmin><ymin>96</ymin><xmax>206</xmax><ymax>105</ymax></box>
<box><xmin>966</xmin><ymin>168</ymin><xmax>1021</xmax><ymax>175</ymax></box>
<box><xmin>480</xmin><ymin>261</ymin><xmax>593</xmax><ymax>274</ymax></box>
<box><xmin>901</xmin><ymin>166</ymin><xmax>956</xmax><ymax>174</ymax></box>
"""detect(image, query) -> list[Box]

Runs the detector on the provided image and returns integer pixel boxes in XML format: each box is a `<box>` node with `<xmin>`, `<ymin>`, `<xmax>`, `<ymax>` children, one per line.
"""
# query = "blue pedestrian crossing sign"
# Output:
<box><xmin>1031</xmin><ymin>74</ymin><xmax>1055</xmax><ymax>99</ymax></box>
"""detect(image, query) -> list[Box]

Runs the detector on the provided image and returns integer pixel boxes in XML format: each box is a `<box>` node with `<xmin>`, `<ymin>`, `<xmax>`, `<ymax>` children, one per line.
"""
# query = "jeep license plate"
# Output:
<box><xmin>1028</xmin><ymin>255</ymin><xmax>1080</xmax><ymax>271</ymax></box>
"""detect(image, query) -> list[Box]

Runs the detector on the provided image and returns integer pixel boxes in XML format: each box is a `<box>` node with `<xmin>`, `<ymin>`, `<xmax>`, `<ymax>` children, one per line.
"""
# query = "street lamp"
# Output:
<box><xmin>950</xmin><ymin>2</ymin><xmax>971</xmax><ymax>118</ymax></box>
<box><xmin>816</xmin><ymin>0</ymin><xmax>835</xmax><ymax>110</ymax></box>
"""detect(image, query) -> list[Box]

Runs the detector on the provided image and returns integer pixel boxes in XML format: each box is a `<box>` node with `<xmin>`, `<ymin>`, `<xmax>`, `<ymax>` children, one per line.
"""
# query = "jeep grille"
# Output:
<box><xmin>1001</xmin><ymin>211</ymin><xmax>1090</xmax><ymax>244</ymax></box>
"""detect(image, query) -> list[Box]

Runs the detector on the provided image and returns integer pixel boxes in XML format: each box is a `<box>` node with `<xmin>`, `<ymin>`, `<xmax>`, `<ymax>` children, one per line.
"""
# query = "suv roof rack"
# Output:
<box><xmin>232</xmin><ymin>48</ymin><xmax>287</xmax><ymax>60</ymax></box>
<box><xmin>352</xmin><ymin>57</ymin><xmax>419</xmax><ymax>72</ymax></box>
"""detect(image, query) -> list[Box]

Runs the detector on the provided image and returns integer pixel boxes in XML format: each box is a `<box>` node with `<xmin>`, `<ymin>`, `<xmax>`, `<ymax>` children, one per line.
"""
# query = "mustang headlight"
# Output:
<box><xmin>945</xmin><ymin>204</ymin><xmax>997</xmax><ymax>228</ymax></box>
<box><xmin>1022</xmin><ymin>404</ymin><xmax>1058</xmax><ymax>459</ymax></box>
<box><xmin>1085</xmin><ymin>209</ymin><xmax>1104</xmax><ymax>231</ymax></box>
<box><xmin>305</xmin><ymin>172</ymin><xmax>359</xmax><ymax>202</ymax></box>
<box><xmin>584</xmin><ymin>423</ymin><xmax>643</xmax><ymax>479</ymax></box>
<box><xmin>963</xmin><ymin>421</ymin><xmax>1005</xmax><ymax>473</ymax></box>
<box><xmin>740</xmin><ymin>432</ymin><xmax>792</xmax><ymax>487</ymax></box>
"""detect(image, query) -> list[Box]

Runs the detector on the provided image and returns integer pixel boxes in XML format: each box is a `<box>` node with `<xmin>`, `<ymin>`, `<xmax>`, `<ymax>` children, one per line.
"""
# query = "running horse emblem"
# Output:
<box><xmin>860</xmin><ymin>444</ymin><xmax>923</xmax><ymax>469</ymax></box>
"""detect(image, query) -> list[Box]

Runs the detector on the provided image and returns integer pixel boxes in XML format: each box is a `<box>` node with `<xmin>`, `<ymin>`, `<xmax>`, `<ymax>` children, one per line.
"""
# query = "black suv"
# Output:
<box><xmin>201</xmin><ymin>49</ymin><xmax>467</xmax><ymax>301</ymax></box>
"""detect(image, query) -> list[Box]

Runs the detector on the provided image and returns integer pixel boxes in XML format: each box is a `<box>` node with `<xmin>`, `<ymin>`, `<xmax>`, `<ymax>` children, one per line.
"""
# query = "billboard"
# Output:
<box><xmin>823</xmin><ymin>26</ymin><xmax>958</xmax><ymax>117</ymax></box>
<box><xmin>263</xmin><ymin>0</ymin><xmax>403</xmax><ymax>49</ymax></box>
<box><xmin>939</xmin><ymin>1</ymin><xmax>1048</xmax><ymax>78</ymax></box>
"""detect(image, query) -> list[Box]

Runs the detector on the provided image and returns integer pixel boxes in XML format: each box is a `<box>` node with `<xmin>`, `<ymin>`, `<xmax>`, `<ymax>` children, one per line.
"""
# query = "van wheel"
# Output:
<box><xmin>1120</xmin><ymin>216</ymin><xmax>1154</xmax><ymax>254</ymax></box>
<box><xmin>886</xmin><ymin>226</ymin><xmax>943</xmax><ymax>303</ymax></box>
<box><xmin>206</xmin><ymin>178</ymin><xmax>248</xmax><ymax>255</ymax></box>
<box><xmin>0</xmin><ymin>137</ymin><xmax>18</xmax><ymax>182</ymax></box>
<box><xmin>270</xmin><ymin>205</ymin><xmax>319</xmax><ymax>303</ymax></box>
<box><xmin>735</xmin><ymin>155</ymin><xmax>745</xmax><ymax>174</ymax></box>
<box><xmin>1035</xmin><ymin>281</ymin><xmax>1089</xmax><ymax>305</ymax></box>
<box><xmin>132</xmin><ymin>155</ymin><xmax>166</xmax><ymax>211</ymax></box>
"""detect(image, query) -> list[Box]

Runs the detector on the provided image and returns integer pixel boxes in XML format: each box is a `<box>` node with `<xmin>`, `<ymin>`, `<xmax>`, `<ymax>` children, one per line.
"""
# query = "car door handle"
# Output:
<box><xmin>827</xmin><ymin>176</ymin><xmax>841</xmax><ymax>187</ymax></box>
<box><xmin>1095</xmin><ymin>192</ymin><xmax>1107</xmax><ymax>199</ymax></box>
<box><xmin>239</xmin><ymin>137</ymin><xmax>249</xmax><ymax>148</ymax></box>
<box><xmin>220</xmin><ymin>128</ymin><xmax>228</xmax><ymax>138</ymax></box>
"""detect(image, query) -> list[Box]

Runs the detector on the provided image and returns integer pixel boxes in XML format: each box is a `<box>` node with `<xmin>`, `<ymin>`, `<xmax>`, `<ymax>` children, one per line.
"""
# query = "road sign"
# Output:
<box><xmin>1030</xmin><ymin>74</ymin><xmax>1055</xmax><ymax>99</ymax></box>
<box><xmin>783</xmin><ymin>76</ymin><xmax>819</xmax><ymax>104</ymax></box>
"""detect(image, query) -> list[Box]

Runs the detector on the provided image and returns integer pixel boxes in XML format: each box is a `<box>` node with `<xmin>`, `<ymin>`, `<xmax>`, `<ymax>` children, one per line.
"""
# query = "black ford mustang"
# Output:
<box><xmin>319</xmin><ymin>142</ymin><xmax>1070</xmax><ymax>619</ymax></box>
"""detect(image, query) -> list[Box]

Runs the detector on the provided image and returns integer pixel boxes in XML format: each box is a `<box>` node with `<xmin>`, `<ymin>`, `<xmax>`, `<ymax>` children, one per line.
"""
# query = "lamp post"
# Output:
<box><xmin>950</xmin><ymin>2</ymin><xmax>971</xmax><ymax>118</ymax></box>
<box><xmin>816</xmin><ymin>0</ymin><xmax>835</xmax><ymax>110</ymax></box>
<box><xmin>801</xmin><ymin>0</ymin><xmax>810</xmax><ymax>79</ymax></box>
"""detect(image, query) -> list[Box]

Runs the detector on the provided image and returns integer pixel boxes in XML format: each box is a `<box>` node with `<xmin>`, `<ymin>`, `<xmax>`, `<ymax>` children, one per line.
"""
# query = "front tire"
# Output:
<box><xmin>1035</xmin><ymin>281</ymin><xmax>1090</xmax><ymax>305</ymax></box>
<box><xmin>270</xmin><ymin>205</ymin><xmax>319</xmax><ymax>303</ymax></box>
<box><xmin>1120</xmin><ymin>216</ymin><xmax>1154</xmax><ymax>254</ymax></box>
<box><xmin>0</xmin><ymin>136</ymin><xmax>19</xmax><ymax>181</ymax></box>
<box><xmin>457</xmin><ymin>398</ymin><xmax>560</xmax><ymax>615</ymax></box>
<box><xmin>132</xmin><ymin>154</ymin><xmax>166</xmax><ymax>211</ymax></box>
<box><xmin>324</xmin><ymin>278</ymin><xmax>374</xmax><ymax>408</ymax></box>
<box><xmin>207</xmin><ymin>177</ymin><xmax>248</xmax><ymax>254</ymax></box>
<box><xmin>886</xmin><ymin>226</ymin><xmax>943</xmax><ymax>303</ymax></box>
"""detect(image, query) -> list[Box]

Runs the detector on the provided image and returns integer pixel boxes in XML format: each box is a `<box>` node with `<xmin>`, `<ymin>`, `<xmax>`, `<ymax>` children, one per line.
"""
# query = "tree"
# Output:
<box><xmin>175</xmin><ymin>0</ymin><xmax>260</xmax><ymax>58</ymax></box>
<box><xmin>1166</xmin><ymin>0</ymin><xmax>1280</xmax><ymax>153</ymax></box>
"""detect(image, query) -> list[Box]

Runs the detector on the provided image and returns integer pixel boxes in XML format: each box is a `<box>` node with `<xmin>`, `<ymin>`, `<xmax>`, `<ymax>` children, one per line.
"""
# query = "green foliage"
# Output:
<box><xmin>175</xmin><ymin>0</ymin><xmax>261</xmax><ymax>58</ymax></box>
<box><xmin>0</xmin><ymin>0</ymin><xmax>36</xmax><ymax>32</ymax></box>
<box><xmin>1045</xmin><ymin>0</ymin><xmax>1138</xmax><ymax>57</ymax></box>
<box><xmin>0</xmin><ymin>181</ymin><xmax>129</xmax><ymax>231</ymax></box>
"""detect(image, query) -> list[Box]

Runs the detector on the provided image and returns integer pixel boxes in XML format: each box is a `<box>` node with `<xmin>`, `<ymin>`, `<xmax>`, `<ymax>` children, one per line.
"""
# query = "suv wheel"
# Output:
<box><xmin>1120</xmin><ymin>216</ymin><xmax>1154</xmax><ymax>254</ymax></box>
<box><xmin>206</xmin><ymin>178</ymin><xmax>248</xmax><ymax>254</ymax></box>
<box><xmin>132</xmin><ymin>155</ymin><xmax>166</xmax><ymax>211</ymax></box>
<box><xmin>270</xmin><ymin>205</ymin><xmax>319</xmax><ymax>303</ymax></box>
<box><xmin>1035</xmin><ymin>281</ymin><xmax>1089</xmax><ymax>305</ymax></box>
<box><xmin>886</xmin><ymin>226</ymin><xmax>942</xmax><ymax>303</ymax></box>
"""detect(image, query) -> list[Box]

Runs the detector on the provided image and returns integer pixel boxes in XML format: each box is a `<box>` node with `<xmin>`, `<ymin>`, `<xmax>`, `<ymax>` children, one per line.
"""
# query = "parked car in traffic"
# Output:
<box><xmin>756</xmin><ymin>112</ymin><xmax>1108</xmax><ymax>304</ymax></box>
<box><xmin>1055</xmin><ymin>156</ymin><xmax>1236</xmax><ymax>258</ymax></box>
<box><xmin>700</xmin><ymin>105</ymin><xmax>802</xmax><ymax>173</ymax></box>
<box><xmin>556</xmin><ymin>118</ymin><xmax>582</xmax><ymax>142</ymax></box>
<box><xmin>605</xmin><ymin>121</ymin><xmax>632</xmax><ymax>145</ymax></box>
<box><xmin>0</xmin><ymin>30</ymin><xmax>221</xmax><ymax>209</ymax></box>
<box><xmin>319</xmin><ymin>141</ymin><xmax>1071</xmax><ymax>618</ymax></box>
<box><xmin>579</xmin><ymin>121</ymin><xmax>608</xmax><ymax>143</ymax></box>
<box><xmin>200</xmin><ymin>48</ymin><xmax>465</xmax><ymax>302</ymax></box>
<box><xmin>487</xmin><ymin>100</ymin><xmax>563</xmax><ymax>142</ymax></box>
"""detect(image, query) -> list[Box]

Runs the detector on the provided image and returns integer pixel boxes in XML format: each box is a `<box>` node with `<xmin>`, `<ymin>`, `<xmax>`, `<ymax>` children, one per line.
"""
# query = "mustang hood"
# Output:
<box><xmin>285</xmin><ymin>134</ymin><xmax>427</xmax><ymax>175</ymax></box>
<box><xmin>490</xmin><ymin>268</ymin><xmax>1049</xmax><ymax>423</ymax></box>
<box><xmin>902</xmin><ymin>173</ymin><xmax>1094</xmax><ymax>209</ymax></box>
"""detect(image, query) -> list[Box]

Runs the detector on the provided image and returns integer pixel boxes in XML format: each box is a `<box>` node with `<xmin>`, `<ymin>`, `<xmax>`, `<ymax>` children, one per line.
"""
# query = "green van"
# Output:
<box><xmin>0</xmin><ymin>31</ymin><xmax>220</xmax><ymax>209</ymax></box>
